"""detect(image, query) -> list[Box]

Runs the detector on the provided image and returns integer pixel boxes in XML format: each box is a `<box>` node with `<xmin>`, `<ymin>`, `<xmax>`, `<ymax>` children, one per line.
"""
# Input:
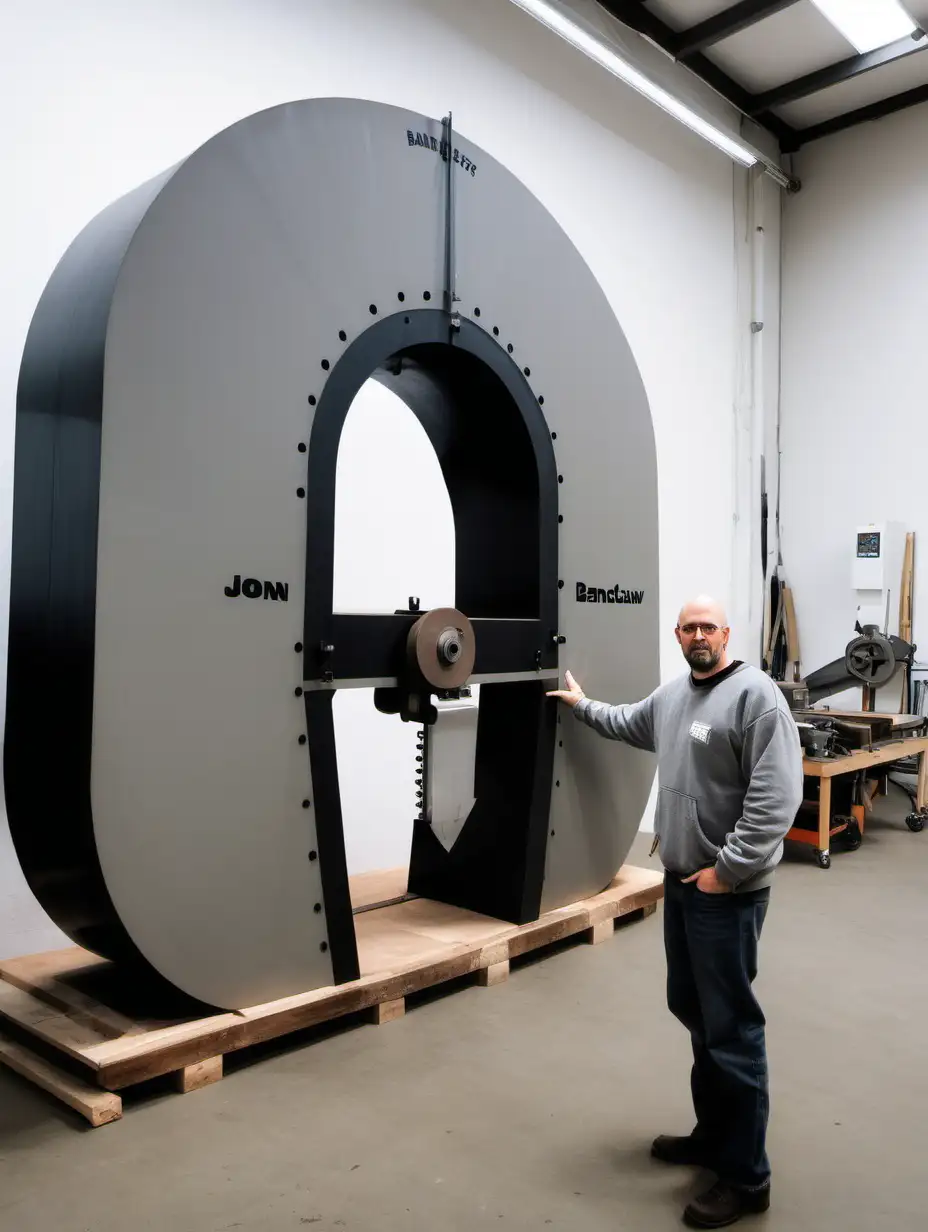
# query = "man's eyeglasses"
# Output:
<box><xmin>678</xmin><ymin>623</ymin><xmax>719</xmax><ymax>636</ymax></box>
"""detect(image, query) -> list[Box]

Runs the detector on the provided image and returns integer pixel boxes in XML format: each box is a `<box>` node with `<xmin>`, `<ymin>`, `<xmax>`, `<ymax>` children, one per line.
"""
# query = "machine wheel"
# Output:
<box><xmin>905</xmin><ymin>812</ymin><xmax>926</xmax><ymax>833</ymax></box>
<box><xmin>817</xmin><ymin>851</ymin><xmax>831</xmax><ymax>869</ymax></box>
<box><xmin>838</xmin><ymin>818</ymin><xmax>862</xmax><ymax>851</ymax></box>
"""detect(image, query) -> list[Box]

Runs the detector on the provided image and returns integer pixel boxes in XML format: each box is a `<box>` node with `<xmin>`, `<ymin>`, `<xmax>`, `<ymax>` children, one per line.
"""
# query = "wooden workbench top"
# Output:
<box><xmin>798</xmin><ymin>709</ymin><xmax>925</xmax><ymax>728</ymax></box>
<box><xmin>803</xmin><ymin>735</ymin><xmax>928</xmax><ymax>776</ymax></box>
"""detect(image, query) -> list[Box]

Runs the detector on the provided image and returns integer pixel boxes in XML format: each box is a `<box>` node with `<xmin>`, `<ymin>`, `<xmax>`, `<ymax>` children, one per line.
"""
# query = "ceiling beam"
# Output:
<box><xmin>596</xmin><ymin>0</ymin><xmax>798</xmax><ymax>145</ymax></box>
<box><xmin>671</xmin><ymin>1</ymin><xmax>801</xmax><ymax>60</ymax></box>
<box><xmin>784</xmin><ymin>82</ymin><xmax>928</xmax><ymax>149</ymax></box>
<box><xmin>750</xmin><ymin>31</ymin><xmax>928</xmax><ymax>115</ymax></box>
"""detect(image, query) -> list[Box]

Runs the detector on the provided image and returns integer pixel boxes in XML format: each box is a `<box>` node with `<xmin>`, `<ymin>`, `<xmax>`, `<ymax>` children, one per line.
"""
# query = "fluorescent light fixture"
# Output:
<box><xmin>507</xmin><ymin>0</ymin><xmax>758</xmax><ymax>167</ymax></box>
<box><xmin>810</xmin><ymin>0</ymin><xmax>916</xmax><ymax>53</ymax></box>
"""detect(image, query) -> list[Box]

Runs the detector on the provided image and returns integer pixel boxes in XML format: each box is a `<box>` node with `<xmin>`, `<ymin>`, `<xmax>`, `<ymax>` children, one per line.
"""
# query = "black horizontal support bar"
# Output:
<box><xmin>784</xmin><ymin>81</ymin><xmax>928</xmax><ymax>150</ymax></box>
<box><xmin>682</xmin><ymin>55</ymin><xmax>798</xmax><ymax>145</ymax></box>
<box><xmin>672</xmin><ymin>0</ymin><xmax>800</xmax><ymax>59</ymax></box>
<box><xmin>324</xmin><ymin>614</ymin><xmax>412</xmax><ymax>679</ymax></box>
<box><xmin>470</xmin><ymin>619</ymin><xmax>556</xmax><ymax>674</ymax></box>
<box><xmin>596</xmin><ymin>0</ymin><xmax>798</xmax><ymax>147</ymax></box>
<box><xmin>318</xmin><ymin>615</ymin><xmax>553</xmax><ymax>681</ymax></box>
<box><xmin>597</xmin><ymin>0</ymin><xmax>689</xmax><ymax>53</ymax></box>
<box><xmin>750</xmin><ymin>32</ymin><xmax>928</xmax><ymax>115</ymax></box>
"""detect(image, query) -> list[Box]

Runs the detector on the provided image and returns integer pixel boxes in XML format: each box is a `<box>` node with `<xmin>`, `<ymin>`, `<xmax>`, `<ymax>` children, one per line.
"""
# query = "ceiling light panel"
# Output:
<box><xmin>809</xmin><ymin>0</ymin><xmax>917</xmax><ymax>54</ymax></box>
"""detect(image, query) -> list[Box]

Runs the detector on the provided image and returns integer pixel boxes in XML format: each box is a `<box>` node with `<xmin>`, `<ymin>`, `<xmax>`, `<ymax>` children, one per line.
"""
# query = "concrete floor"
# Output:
<box><xmin>2</xmin><ymin>790</ymin><xmax>927</xmax><ymax>1231</ymax></box>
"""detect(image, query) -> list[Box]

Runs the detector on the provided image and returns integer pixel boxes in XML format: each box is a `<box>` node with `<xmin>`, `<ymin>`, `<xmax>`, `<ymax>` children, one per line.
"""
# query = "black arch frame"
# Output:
<box><xmin>302</xmin><ymin>311</ymin><xmax>561</xmax><ymax>980</ymax></box>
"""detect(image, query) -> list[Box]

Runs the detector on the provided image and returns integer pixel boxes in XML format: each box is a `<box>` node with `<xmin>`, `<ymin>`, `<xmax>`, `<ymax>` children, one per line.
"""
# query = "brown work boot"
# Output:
<box><xmin>650</xmin><ymin>1134</ymin><xmax>711</xmax><ymax>1167</ymax></box>
<box><xmin>684</xmin><ymin>1179</ymin><xmax>771</xmax><ymax>1228</ymax></box>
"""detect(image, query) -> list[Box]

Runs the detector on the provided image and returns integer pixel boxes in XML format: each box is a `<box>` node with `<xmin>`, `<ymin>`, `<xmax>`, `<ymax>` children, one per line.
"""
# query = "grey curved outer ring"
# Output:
<box><xmin>6</xmin><ymin>98</ymin><xmax>659</xmax><ymax>1007</ymax></box>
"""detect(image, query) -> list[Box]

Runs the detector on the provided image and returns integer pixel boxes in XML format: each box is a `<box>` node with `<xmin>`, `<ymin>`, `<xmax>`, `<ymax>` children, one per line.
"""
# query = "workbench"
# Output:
<box><xmin>790</xmin><ymin>734</ymin><xmax>928</xmax><ymax>868</ymax></box>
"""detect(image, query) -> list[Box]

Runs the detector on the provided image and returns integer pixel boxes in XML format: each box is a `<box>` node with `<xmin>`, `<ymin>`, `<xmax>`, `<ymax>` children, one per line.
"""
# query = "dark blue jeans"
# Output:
<box><xmin>663</xmin><ymin>873</ymin><xmax>771</xmax><ymax>1190</ymax></box>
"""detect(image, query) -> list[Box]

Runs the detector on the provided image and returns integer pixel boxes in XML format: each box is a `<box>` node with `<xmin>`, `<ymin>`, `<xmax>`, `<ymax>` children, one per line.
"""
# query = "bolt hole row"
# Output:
<box><xmin>306</xmin><ymin>306</ymin><xmax>563</xmax><ymax>523</ymax></box>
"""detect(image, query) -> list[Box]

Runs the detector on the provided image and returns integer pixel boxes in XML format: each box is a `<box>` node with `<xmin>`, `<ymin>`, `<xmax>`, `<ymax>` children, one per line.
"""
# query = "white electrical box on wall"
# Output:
<box><xmin>853</xmin><ymin>521</ymin><xmax>906</xmax><ymax>634</ymax></box>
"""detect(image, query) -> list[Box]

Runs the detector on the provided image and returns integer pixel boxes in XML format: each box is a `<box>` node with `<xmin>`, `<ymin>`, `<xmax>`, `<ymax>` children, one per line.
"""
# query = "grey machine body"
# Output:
<box><xmin>7</xmin><ymin>99</ymin><xmax>659</xmax><ymax>1008</ymax></box>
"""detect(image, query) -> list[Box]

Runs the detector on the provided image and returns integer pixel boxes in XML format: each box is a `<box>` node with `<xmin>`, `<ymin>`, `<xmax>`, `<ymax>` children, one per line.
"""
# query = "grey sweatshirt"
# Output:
<box><xmin>574</xmin><ymin>662</ymin><xmax>803</xmax><ymax>892</ymax></box>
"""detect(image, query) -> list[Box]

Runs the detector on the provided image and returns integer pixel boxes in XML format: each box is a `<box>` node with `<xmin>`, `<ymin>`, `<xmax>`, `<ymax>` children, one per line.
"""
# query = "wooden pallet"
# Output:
<box><xmin>0</xmin><ymin>864</ymin><xmax>662</xmax><ymax>1127</ymax></box>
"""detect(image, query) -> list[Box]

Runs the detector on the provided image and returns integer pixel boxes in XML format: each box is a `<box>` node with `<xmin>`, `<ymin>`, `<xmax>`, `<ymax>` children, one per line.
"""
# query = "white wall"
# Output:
<box><xmin>780</xmin><ymin>103</ymin><xmax>928</xmax><ymax>687</ymax></box>
<box><xmin>0</xmin><ymin>0</ymin><xmax>773</xmax><ymax>952</ymax></box>
<box><xmin>333</xmin><ymin>380</ymin><xmax>455</xmax><ymax>875</ymax></box>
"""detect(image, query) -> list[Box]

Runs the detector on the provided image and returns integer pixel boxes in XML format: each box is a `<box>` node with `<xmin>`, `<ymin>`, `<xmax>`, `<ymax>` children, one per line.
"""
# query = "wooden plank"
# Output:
<box><xmin>797</xmin><ymin>709</ymin><xmax>922</xmax><ymax>727</ymax></box>
<box><xmin>0</xmin><ymin>1035</ymin><xmax>122</xmax><ymax>1127</ymax></box>
<box><xmin>0</xmin><ymin>956</ymin><xmax>142</xmax><ymax>1040</ymax></box>
<box><xmin>476</xmin><ymin>961</ymin><xmax>509</xmax><ymax>987</ymax></box>
<box><xmin>353</xmin><ymin>912</ymin><xmax>454</xmax><ymax>977</ymax></box>
<box><xmin>361</xmin><ymin>896</ymin><xmax>511</xmax><ymax>947</ymax></box>
<box><xmin>1</xmin><ymin>864</ymin><xmax>663</xmax><ymax>1093</ymax></box>
<box><xmin>349</xmin><ymin>867</ymin><xmax>409</xmax><ymax>912</ymax></box>
<box><xmin>782</xmin><ymin>585</ymin><xmax>800</xmax><ymax>677</ymax></box>
<box><xmin>371</xmin><ymin>998</ymin><xmax>405</xmax><ymax>1025</ymax></box>
<box><xmin>505</xmin><ymin>909</ymin><xmax>590</xmax><ymax>959</ymax></box>
<box><xmin>0</xmin><ymin>948</ymin><xmax>110</xmax><ymax>983</ymax></box>
<box><xmin>588</xmin><ymin>920</ymin><xmax>614</xmax><ymax>946</ymax></box>
<box><xmin>585</xmin><ymin>868</ymin><xmax>664</xmax><ymax>926</ymax></box>
<box><xmin>478</xmin><ymin>941</ymin><xmax>510</xmax><ymax>969</ymax></box>
<box><xmin>510</xmin><ymin>869</ymin><xmax>663</xmax><ymax>957</ymax></box>
<box><xmin>818</xmin><ymin>777</ymin><xmax>832</xmax><ymax>854</ymax></box>
<box><xmin>900</xmin><ymin>532</ymin><xmax>915</xmax><ymax>644</ymax></box>
<box><xmin>0</xmin><ymin>982</ymin><xmax>109</xmax><ymax>1065</ymax></box>
<box><xmin>92</xmin><ymin>950</ymin><xmax>487</xmax><ymax>1089</ymax></box>
<box><xmin>174</xmin><ymin>1055</ymin><xmax>223</xmax><ymax>1093</ymax></box>
<box><xmin>94</xmin><ymin>904</ymin><xmax>652</xmax><ymax>1088</ymax></box>
<box><xmin>918</xmin><ymin>750</ymin><xmax>928</xmax><ymax>812</ymax></box>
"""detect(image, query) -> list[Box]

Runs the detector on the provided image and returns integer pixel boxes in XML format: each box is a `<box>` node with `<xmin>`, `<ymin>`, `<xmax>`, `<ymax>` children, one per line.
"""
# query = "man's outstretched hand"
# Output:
<box><xmin>546</xmin><ymin>670</ymin><xmax>585</xmax><ymax>708</ymax></box>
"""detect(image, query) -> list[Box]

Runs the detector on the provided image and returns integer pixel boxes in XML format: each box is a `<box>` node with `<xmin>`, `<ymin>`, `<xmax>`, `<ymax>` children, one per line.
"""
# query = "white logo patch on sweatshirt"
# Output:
<box><xmin>689</xmin><ymin>721</ymin><xmax>712</xmax><ymax>745</ymax></box>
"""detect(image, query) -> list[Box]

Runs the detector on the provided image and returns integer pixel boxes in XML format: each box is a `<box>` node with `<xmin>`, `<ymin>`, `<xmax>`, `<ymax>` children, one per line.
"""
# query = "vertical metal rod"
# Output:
<box><xmin>442</xmin><ymin>112</ymin><xmax>459</xmax><ymax>325</ymax></box>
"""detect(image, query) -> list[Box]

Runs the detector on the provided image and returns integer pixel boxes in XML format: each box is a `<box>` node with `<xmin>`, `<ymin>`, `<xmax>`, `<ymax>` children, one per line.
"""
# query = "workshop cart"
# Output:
<box><xmin>789</xmin><ymin>734</ymin><xmax>928</xmax><ymax>868</ymax></box>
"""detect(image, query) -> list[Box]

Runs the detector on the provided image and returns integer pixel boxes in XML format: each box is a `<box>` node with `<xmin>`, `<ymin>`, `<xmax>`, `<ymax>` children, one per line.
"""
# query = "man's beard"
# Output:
<box><xmin>685</xmin><ymin>645</ymin><xmax>722</xmax><ymax>672</ymax></box>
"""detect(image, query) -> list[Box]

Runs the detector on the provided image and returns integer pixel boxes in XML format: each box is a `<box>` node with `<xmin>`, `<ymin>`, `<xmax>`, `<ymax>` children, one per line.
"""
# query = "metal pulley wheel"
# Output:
<box><xmin>407</xmin><ymin>607</ymin><xmax>476</xmax><ymax>690</ymax></box>
<box><xmin>845</xmin><ymin>630</ymin><xmax>896</xmax><ymax>686</ymax></box>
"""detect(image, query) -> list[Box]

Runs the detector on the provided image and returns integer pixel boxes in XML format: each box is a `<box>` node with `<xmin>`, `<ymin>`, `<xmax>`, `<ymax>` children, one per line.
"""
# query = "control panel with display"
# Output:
<box><xmin>857</xmin><ymin>531</ymin><xmax>881</xmax><ymax>559</ymax></box>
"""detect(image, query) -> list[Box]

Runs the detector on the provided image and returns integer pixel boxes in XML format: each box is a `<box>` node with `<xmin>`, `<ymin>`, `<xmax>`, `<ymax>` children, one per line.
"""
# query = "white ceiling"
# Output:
<box><xmin>647</xmin><ymin>0</ymin><xmax>731</xmax><ymax>24</ymax></box>
<box><xmin>633</xmin><ymin>0</ymin><xmax>928</xmax><ymax>144</ymax></box>
<box><xmin>708</xmin><ymin>5</ymin><xmax>851</xmax><ymax>94</ymax></box>
<box><xmin>776</xmin><ymin>41</ymin><xmax>928</xmax><ymax>126</ymax></box>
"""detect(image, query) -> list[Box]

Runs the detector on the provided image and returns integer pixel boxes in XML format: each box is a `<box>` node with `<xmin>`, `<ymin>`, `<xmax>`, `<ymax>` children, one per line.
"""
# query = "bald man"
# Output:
<box><xmin>548</xmin><ymin>597</ymin><xmax>802</xmax><ymax>1229</ymax></box>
